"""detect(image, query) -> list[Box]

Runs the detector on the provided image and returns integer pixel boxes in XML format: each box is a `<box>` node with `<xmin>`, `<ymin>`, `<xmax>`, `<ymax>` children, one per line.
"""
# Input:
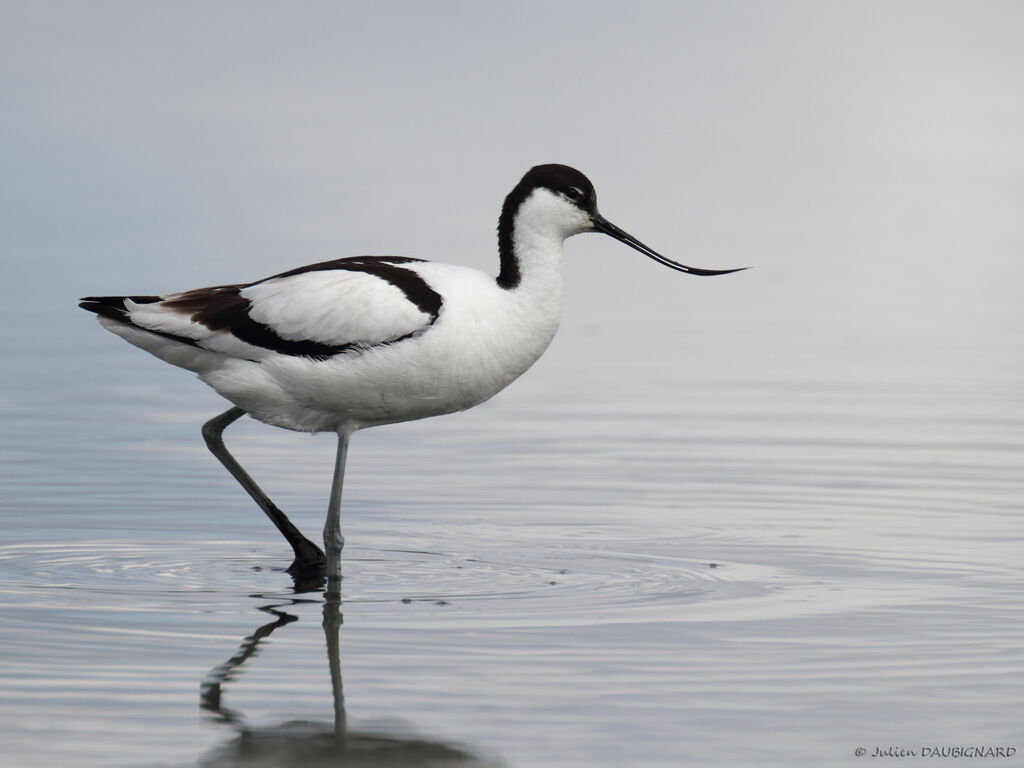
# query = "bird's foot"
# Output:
<box><xmin>285</xmin><ymin>536</ymin><xmax>327</xmax><ymax>587</ymax></box>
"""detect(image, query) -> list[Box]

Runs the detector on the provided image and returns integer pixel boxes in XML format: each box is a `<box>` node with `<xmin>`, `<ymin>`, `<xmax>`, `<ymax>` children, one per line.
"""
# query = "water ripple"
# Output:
<box><xmin>0</xmin><ymin>537</ymin><xmax>779</xmax><ymax>623</ymax></box>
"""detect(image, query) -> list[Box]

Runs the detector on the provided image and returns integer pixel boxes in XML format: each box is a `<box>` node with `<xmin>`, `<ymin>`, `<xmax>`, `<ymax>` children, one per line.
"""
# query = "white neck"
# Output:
<box><xmin>499</xmin><ymin>187</ymin><xmax>589</xmax><ymax>295</ymax></box>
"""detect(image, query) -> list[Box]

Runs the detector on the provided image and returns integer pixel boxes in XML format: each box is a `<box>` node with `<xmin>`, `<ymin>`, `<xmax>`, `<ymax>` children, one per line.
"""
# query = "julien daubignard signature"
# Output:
<box><xmin>856</xmin><ymin>746</ymin><xmax>1017</xmax><ymax>758</ymax></box>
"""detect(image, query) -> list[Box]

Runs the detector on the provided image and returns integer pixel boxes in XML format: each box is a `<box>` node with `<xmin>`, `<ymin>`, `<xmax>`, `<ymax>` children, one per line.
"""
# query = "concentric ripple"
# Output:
<box><xmin>0</xmin><ymin>535</ymin><xmax>782</xmax><ymax>628</ymax></box>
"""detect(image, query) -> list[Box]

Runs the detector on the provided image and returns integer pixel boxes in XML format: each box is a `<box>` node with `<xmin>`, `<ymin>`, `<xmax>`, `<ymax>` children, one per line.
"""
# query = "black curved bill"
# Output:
<box><xmin>591</xmin><ymin>213</ymin><xmax>747</xmax><ymax>276</ymax></box>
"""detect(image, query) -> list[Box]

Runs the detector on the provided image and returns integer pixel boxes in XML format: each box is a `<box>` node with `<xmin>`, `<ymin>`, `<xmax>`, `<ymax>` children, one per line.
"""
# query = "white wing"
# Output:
<box><xmin>81</xmin><ymin>257</ymin><xmax>443</xmax><ymax>365</ymax></box>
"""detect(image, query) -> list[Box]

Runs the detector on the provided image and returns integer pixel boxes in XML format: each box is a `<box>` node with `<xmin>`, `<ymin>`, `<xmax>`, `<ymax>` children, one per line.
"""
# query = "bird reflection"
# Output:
<box><xmin>198</xmin><ymin>586</ymin><xmax>500</xmax><ymax>767</ymax></box>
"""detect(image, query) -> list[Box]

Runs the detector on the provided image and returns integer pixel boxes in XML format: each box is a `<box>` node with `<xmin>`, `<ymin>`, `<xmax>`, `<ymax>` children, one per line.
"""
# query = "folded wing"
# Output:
<box><xmin>80</xmin><ymin>256</ymin><xmax>444</xmax><ymax>364</ymax></box>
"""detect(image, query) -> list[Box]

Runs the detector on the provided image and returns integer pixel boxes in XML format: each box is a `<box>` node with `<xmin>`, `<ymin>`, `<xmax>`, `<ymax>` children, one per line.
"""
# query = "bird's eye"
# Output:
<box><xmin>565</xmin><ymin>187</ymin><xmax>584</xmax><ymax>202</ymax></box>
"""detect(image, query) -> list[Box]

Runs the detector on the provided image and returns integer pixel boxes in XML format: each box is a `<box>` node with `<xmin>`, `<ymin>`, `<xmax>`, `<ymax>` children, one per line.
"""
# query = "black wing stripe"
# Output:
<box><xmin>230</xmin><ymin>314</ymin><xmax>359</xmax><ymax>359</ymax></box>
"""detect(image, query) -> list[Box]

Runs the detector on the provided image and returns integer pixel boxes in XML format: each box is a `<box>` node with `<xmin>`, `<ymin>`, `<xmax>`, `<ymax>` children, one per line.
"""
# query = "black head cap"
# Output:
<box><xmin>514</xmin><ymin>164</ymin><xmax>597</xmax><ymax>212</ymax></box>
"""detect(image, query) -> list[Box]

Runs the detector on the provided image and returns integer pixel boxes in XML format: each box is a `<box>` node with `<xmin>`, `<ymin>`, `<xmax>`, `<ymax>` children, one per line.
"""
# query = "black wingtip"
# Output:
<box><xmin>79</xmin><ymin>295</ymin><xmax>160</xmax><ymax>321</ymax></box>
<box><xmin>79</xmin><ymin>296</ymin><xmax>125</xmax><ymax>321</ymax></box>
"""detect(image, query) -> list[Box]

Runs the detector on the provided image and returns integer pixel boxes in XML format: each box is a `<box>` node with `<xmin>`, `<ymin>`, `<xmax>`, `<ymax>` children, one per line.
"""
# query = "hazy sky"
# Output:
<box><xmin>3</xmin><ymin>1</ymin><xmax>1022</xmax><ymax>387</ymax></box>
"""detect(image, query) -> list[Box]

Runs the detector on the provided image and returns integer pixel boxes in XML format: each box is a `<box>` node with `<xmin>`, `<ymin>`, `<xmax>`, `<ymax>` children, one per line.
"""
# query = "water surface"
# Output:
<box><xmin>2</xmin><ymin>314</ymin><xmax>1021</xmax><ymax>767</ymax></box>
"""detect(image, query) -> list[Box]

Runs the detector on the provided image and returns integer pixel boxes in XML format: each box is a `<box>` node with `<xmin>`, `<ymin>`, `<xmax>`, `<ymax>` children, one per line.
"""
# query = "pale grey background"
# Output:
<box><xmin>4</xmin><ymin>1</ymin><xmax>1021</xmax><ymax>382</ymax></box>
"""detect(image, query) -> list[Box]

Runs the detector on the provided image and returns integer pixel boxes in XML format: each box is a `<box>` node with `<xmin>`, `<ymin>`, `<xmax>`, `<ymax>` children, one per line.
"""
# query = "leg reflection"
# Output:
<box><xmin>322</xmin><ymin>585</ymin><xmax>346</xmax><ymax>739</ymax></box>
<box><xmin>200</xmin><ymin>605</ymin><xmax>299</xmax><ymax>726</ymax></box>
<box><xmin>198</xmin><ymin>590</ymin><xmax>501</xmax><ymax>766</ymax></box>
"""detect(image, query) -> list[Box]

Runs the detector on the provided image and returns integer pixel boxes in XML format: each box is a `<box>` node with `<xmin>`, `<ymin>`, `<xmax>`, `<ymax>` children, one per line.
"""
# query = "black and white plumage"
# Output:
<box><xmin>80</xmin><ymin>164</ymin><xmax>744</xmax><ymax>580</ymax></box>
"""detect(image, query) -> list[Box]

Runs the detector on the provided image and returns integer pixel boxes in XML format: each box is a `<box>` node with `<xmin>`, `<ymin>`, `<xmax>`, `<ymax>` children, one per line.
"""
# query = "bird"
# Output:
<box><xmin>80</xmin><ymin>164</ymin><xmax>745</xmax><ymax>578</ymax></box>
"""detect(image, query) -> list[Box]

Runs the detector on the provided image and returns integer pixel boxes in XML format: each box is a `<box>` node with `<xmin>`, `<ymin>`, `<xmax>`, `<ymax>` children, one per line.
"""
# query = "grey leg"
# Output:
<box><xmin>202</xmin><ymin>407</ymin><xmax>325</xmax><ymax>573</ymax></box>
<box><xmin>323</xmin><ymin>430</ymin><xmax>350</xmax><ymax>581</ymax></box>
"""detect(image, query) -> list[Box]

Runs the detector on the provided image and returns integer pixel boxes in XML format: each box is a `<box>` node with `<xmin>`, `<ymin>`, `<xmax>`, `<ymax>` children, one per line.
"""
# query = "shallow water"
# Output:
<box><xmin>2</xmin><ymin>311</ymin><xmax>1022</xmax><ymax>767</ymax></box>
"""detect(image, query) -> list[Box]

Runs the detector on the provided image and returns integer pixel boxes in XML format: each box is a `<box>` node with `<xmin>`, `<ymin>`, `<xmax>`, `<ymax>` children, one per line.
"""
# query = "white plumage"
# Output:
<box><xmin>81</xmin><ymin>164</ymin><xmax>743</xmax><ymax>581</ymax></box>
